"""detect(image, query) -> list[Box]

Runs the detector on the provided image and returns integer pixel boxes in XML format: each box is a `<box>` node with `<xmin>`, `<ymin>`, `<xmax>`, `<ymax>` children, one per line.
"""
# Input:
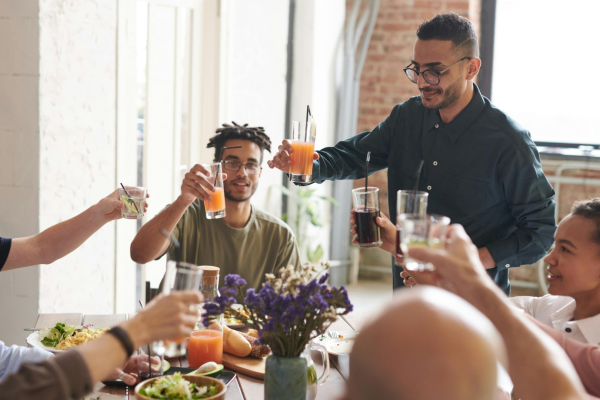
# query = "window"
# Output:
<box><xmin>492</xmin><ymin>0</ymin><xmax>600</xmax><ymax>145</ymax></box>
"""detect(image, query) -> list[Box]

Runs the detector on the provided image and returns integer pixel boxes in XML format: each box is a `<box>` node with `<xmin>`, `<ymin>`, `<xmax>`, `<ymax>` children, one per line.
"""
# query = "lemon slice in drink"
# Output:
<box><xmin>121</xmin><ymin>197</ymin><xmax>140</xmax><ymax>215</ymax></box>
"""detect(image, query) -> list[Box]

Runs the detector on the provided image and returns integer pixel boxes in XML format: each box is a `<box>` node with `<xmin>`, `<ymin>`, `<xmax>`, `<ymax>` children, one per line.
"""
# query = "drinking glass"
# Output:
<box><xmin>152</xmin><ymin>261</ymin><xmax>203</xmax><ymax>357</ymax></box>
<box><xmin>136</xmin><ymin>346</ymin><xmax>164</xmax><ymax>381</ymax></box>
<box><xmin>397</xmin><ymin>214</ymin><xmax>429</xmax><ymax>271</ymax></box>
<box><xmin>289</xmin><ymin>121</ymin><xmax>317</xmax><ymax>183</ymax></box>
<box><xmin>204</xmin><ymin>163</ymin><xmax>226</xmax><ymax>219</ymax></box>
<box><xmin>351</xmin><ymin>187</ymin><xmax>382</xmax><ymax>248</ymax></box>
<box><xmin>395</xmin><ymin>190</ymin><xmax>428</xmax><ymax>265</ymax></box>
<box><xmin>422</xmin><ymin>214</ymin><xmax>451</xmax><ymax>270</ymax></box>
<box><xmin>189</xmin><ymin>266</ymin><xmax>223</xmax><ymax>369</ymax></box>
<box><xmin>118</xmin><ymin>186</ymin><xmax>147</xmax><ymax>220</ymax></box>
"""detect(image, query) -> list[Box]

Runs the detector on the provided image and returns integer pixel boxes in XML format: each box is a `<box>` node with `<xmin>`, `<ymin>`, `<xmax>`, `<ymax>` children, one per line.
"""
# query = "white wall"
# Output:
<box><xmin>37</xmin><ymin>0</ymin><xmax>118</xmax><ymax>314</ymax></box>
<box><xmin>219</xmin><ymin>0</ymin><xmax>289</xmax><ymax>217</ymax></box>
<box><xmin>0</xmin><ymin>0</ymin><xmax>41</xmax><ymax>346</ymax></box>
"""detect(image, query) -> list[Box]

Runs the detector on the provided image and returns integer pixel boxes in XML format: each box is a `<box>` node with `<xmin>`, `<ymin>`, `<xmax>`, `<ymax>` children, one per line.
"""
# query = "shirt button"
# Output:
<box><xmin>433</xmin><ymin>161</ymin><xmax>438</xmax><ymax>166</ymax></box>
<box><xmin>565</xmin><ymin>328</ymin><xmax>572</xmax><ymax>333</ymax></box>
<box><xmin>505</xmin><ymin>264</ymin><xmax>510</xmax><ymax>268</ymax></box>
<box><xmin>435</xmin><ymin>124</ymin><xmax>439</xmax><ymax>128</ymax></box>
<box><xmin>427</xmin><ymin>185</ymin><xmax>432</xmax><ymax>190</ymax></box>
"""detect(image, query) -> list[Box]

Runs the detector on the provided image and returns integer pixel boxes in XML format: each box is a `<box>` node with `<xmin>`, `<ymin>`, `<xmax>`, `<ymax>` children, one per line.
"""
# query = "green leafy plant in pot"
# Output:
<box><xmin>277</xmin><ymin>185</ymin><xmax>339</xmax><ymax>262</ymax></box>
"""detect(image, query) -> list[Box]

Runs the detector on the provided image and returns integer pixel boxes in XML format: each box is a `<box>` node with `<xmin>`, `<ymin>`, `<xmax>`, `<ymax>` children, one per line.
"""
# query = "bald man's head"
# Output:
<box><xmin>344</xmin><ymin>287</ymin><xmax>505</xmax><ymax>400</ymax></box>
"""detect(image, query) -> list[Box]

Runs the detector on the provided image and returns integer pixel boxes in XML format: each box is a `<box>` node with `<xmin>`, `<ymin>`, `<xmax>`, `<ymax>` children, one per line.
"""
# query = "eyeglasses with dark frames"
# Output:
<box><xmin>222</xmin><ymin>159</ymin><xmax>261</xmax><ymax>175</ymax></box>
<box><xmin>403</xmin><ymin>57</ymin><xmax>472</xmax><ymax>85</ymax></box>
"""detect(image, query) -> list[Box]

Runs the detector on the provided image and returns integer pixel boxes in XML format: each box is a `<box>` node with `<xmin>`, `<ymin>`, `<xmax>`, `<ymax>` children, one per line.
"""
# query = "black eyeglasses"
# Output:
<box><xmin>403</xmin><ymin>57</ymin><xmax>471</xmax><ymax>85</ymax></box>
<box><xmin>222</xmin><ymin>160</ymin><xmax>261</xmax><ymax>175</ymax></box>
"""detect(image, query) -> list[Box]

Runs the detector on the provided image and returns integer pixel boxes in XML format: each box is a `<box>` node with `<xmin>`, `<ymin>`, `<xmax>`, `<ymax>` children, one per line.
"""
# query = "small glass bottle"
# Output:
<box><xmin>189</xmin><ymin>266</ymin><xmax>223</xmax><ymax>368</ymax></box>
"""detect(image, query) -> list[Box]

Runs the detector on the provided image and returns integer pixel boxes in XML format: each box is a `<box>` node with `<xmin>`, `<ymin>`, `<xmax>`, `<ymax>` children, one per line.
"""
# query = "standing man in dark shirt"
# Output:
<box><xmin>268</xmin><ymin>13</ymin><xmax>556</xmax><ymax>295</ymax></box>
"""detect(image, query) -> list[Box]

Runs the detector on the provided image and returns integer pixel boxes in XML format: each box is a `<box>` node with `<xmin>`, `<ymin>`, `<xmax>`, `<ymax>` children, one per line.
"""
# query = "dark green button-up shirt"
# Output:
<box><xmin>310</xmin><ymin>84</ymin><xmax>556</xmax><ymax>294</ymax></box>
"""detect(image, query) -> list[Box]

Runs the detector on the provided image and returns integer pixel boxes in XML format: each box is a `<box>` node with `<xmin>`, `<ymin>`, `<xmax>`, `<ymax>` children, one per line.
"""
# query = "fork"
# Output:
<box><xmin>328</xmin><ymin>331</ymin><xmax>339</xmax><ymax>339</ymax></box>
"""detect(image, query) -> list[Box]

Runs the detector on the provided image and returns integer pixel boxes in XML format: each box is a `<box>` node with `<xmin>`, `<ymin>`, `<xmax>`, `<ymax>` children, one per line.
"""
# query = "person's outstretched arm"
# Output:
<box><xmin>2</xmin><ymin>189</ymin><xmax>148</xmax><ymax>272</ymax></box>
<box><xmin>409</xmin><ymin>226</ymin><xmax>587</xmax><ymax>400</ymax></box>
<box><xmin>130</xmin><ymin>164</ymin><xmax>225</xmax><ymax>264</ymax></box>
<box><xmin>0</xmin><ymin>291</ymin><xmax>202</xmax><ymax>400</ymax></box>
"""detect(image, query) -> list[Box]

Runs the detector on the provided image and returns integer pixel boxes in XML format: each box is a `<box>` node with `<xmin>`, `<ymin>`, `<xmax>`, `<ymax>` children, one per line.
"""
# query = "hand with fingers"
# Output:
<box><xmin>350</xmin><ymin>209</ymin><xmax>397</xmax><ymax>253</ymax></box>
<box><xmin>180</xmin><ymin>164</ymin><xmax>227</xmax><ymax>206</ymax></box>
<box><xmin>120</xmin><ymin>291</ymin><xmax>203</xmax><ymax>350</ymax></box>
<box><xmin>266</xmin><ymin>139</ymin><xmax>320</xmax><ymax>173</ymax></box>
<box><xmin>406</xmin><ymin>224</ymin><xmax>493</xmax><ymax>297</ymax></box>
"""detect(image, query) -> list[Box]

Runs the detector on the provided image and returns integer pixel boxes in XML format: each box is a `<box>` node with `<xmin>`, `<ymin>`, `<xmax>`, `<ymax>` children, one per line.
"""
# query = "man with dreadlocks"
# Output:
<box><xmin>131</xmin><ymin>122</ymin><xmax>300</xmax><ymax>289</ymax></box>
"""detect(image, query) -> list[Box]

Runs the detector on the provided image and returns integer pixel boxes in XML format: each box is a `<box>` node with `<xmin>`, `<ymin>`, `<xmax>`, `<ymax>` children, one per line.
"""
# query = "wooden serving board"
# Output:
<box><xmin>222</xmin><ymin>353</ymin><xmax>266</xmax><ymax>380</ymax></box>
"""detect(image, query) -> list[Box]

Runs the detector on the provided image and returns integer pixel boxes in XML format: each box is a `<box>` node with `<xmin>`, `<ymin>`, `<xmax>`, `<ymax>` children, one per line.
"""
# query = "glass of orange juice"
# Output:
<box><xmin>204</xmin><ymin>162</ymin><xmax>226</xmax><ymax>219</ymax></box>
<box><xmin>289</xmin><ymin>121</ymin><xmax>317</xmax><ymax>183</ymax></box>
<box><xmin>152</xmin><ymin>261</ymin><xmax>203</xmax><ymax>357</ymax></box>
<box><xmin>189</xmin><ymin>324</ymin><xmax>223</xmax><ymax>368</ymax></box>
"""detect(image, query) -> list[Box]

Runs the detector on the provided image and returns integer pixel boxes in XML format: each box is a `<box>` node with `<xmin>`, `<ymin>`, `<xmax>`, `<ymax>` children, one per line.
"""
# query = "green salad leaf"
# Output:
<box><xmin>140</xmin><ymin>372</ymin><xmax>219</xmax><ymax>399</ymax></box>
<box><xmin>39</xmin><ymin>322</ymin><xmax>77</xmax><ymax>348</ymax></box>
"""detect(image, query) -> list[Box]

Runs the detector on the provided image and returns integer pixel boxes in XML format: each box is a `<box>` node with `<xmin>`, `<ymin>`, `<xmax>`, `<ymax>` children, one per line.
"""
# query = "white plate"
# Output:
<box><xmin>313</xmin><ymin>331</ymin><xmax>358</xmax><ymax>356</ymax></box>
<box><xmin>26</xmin><ymin>327</ymin><xmax>107</xmax><ymax>353</ymax></box>
<box><xmin>26</xmin><ymin>331</ymin><xmax>65</xmax><ymax>353</ymax></box>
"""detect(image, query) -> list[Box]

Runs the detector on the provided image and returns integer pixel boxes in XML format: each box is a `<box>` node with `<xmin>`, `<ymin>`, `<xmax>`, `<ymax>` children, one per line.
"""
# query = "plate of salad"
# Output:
<box><xmin>136</xmin><ymin>372</ymin><xmax>226</xmax><ymax>400</ymax></box>
<box><xmin>26</xmin><ymin>323</ymin><xmax>107</xmax><ymax>353</ymax></box>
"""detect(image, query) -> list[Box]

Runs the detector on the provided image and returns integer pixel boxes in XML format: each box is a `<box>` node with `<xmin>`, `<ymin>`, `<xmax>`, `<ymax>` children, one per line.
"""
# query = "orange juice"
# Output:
<box><xmin>188</xmin><ymin>330</ymin><xmax>223</xmax><ymax>368</ymax></box>
<box><xmin>290</xmin><ymin>141</ymin><xmax>315</xmax><ymax>175</ymax></box>
<box><xmin>204</xmin><ymin>187</ymin><xmax>225</xmax><ymax>212</ymax></box>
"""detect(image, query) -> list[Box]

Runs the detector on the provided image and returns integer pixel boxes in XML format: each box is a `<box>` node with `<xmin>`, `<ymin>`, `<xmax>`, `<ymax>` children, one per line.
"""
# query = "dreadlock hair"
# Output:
<box><xmin>207</xmin><ymin>121</ymin><xmax>272</xmax><ymax>163</ymax></box>
<box><xmin>571</xmin><ymin>198</ymin><xmax>600</xmax><ymax>247</ymax></box>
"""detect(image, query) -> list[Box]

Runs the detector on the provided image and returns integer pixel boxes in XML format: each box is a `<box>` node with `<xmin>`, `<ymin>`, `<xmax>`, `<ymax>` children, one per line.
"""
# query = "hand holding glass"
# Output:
<box><xmin>152</xmin><ymin>261</ymin><xmax>203</xmax><ymax>357</ymax></box>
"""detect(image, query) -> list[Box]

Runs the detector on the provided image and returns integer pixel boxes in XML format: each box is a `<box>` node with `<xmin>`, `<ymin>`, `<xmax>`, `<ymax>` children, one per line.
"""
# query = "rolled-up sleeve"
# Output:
<box><xmin>0</xmin><ymin>350</ymin><xmax>93</xmax><ymax>400</ymax></box>
<box><xmin>486</xmin><ymin>145</ymin><xmax>556</xmax><ymax>270</ymax></box>
<box><xmin>311</xmin><ymin>104</ymin><xmax>400</xmax><ymax>184</ymax></box>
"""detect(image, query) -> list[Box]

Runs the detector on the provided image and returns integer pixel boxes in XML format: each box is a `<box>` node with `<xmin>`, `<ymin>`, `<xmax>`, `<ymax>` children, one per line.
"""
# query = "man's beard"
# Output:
<box><xmin>224</xmin><ymin>179</ymin><xmax>257</xmax><ymax>203</ymax></box>
<box><xmin>420</xmin><ymin>76</ymin><xmax>463</xmax><ymax>110</ymax></box>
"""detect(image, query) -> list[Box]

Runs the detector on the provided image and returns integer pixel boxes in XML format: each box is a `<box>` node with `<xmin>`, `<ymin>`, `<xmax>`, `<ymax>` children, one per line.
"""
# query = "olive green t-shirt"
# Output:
<box><xmin>162</xmin><ymin>200</ymin><xmax>300</xmax><ymax>290</ymax></box>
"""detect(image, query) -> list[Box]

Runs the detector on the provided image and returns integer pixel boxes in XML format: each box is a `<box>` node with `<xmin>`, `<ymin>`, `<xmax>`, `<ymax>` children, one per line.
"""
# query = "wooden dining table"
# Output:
<box><xmin>31</xmin><ymin>312</ymin><xmax>363</xmax><ymax>400</ymax></box>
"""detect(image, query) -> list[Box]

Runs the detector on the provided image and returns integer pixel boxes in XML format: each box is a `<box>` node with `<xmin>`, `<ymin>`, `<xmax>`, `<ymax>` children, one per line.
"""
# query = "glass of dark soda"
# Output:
<box><xmin>352</xmin><ymin>187</ymin><xmax>383</xmax><ymax>247</ymax></box>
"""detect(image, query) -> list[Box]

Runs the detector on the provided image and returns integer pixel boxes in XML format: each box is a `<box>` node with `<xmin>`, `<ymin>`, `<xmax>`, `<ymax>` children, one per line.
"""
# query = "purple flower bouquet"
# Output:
<box><xmin>202</xmin><ymin>263</ymin><xmax>353</xmax><ymax>358</ymax></box>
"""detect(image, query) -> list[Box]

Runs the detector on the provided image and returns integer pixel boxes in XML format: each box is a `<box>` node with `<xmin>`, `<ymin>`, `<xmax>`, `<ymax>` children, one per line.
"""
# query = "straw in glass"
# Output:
<box><xmin>412</xmin><ymin>160</ymin><xmax>425</xmax><ymax>214</ymax></box>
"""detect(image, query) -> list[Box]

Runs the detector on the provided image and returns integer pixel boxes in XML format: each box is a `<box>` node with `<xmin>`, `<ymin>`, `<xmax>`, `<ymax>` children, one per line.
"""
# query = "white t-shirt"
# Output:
<box><xmin>509</xmin><ymin>295</ymin><xmax>600</xmax><ymax>344</ymax></box>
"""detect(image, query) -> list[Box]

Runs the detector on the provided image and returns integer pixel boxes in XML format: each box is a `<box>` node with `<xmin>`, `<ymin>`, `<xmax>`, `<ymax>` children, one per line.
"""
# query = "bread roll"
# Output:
<box><xmin>223</xmin><ymin>324</ymin><xmax>252</xmax><ymax>357</ymax></box>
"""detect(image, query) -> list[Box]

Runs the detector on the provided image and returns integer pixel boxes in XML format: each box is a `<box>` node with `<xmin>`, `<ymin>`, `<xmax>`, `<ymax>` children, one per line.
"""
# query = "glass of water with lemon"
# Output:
<box><xmin>398</xmin><ymin>213</ymin><xmax>450</xmax><ymax>271</ymax></box>
<box><xmin>118</xmin><ymin>186</ymin><xmax>147</xmax><ymax>220</ymax></box>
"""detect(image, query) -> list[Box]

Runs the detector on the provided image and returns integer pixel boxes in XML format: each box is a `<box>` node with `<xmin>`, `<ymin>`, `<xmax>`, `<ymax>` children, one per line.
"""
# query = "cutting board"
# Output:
<box><xmin>222</xmin><ymin>353</ymin><xmax>266</xmax><ymax>380</ymax></box>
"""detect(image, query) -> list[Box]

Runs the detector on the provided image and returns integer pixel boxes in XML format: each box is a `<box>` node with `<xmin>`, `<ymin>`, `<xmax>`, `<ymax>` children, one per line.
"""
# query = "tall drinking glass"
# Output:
<box><xmin>289</xmin><ymin>121</ymin><xmax>316</xmax><ymax>183</ymax></box>
<box><xmin>352</xmin><ymin>187</ymin><xmax>382</xmax><ymax>248</ymax></box>
<box><xmin>118</xmin><ymin>186</ymin><xmax>147</xmax><ymax>220</ymax></box>
<box><xmin>398</xmin><ymin>214</ymin><xmax>429</xmax><ymax>271</ymax></box>
<box><xmin>395</xmin><ymin>190</ymin><xmax>429</xmax><ymax>265</ymax></box>
<box><xmin>189</xmin><ymin>266</ymin><xmax>223</xmax><ymax>369</ymax></box>
<box><xmin>152</xmin><ymin>261</ymin><xmax>203</xmax><ymax>357</ymax></box>
<box><xmin>422</xmin><ymin>214</ymin><xmax>451</xmax><ymax>271</ymax></box>
<box><xmin>204</xmin><ymin>163</ymin><xmax>226</xmax><ymax>219</ymax></box>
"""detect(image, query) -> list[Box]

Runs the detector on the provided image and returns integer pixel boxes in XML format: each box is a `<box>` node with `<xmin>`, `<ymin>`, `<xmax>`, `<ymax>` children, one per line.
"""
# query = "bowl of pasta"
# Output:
<box><xmin>27</xmin><ymin>323</ymin><xmax>108</xmax><ymax>352</ymax></box>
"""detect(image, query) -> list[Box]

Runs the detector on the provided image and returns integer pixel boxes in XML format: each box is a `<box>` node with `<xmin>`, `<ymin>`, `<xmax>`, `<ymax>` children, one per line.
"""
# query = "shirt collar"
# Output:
<box><xmin>550</xmin><ymin>299</ymin><xmax>576</xmax><ymax>325</ymax></box>
<box><xmin>423</xmin><ymin>83</ymin><xmax>486</xmax><ymax>144</ymax></box>
<box><xmin>575</xmin><ymin>312</ymin><xmax>600</xmax><ymax>344</ymax></box>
